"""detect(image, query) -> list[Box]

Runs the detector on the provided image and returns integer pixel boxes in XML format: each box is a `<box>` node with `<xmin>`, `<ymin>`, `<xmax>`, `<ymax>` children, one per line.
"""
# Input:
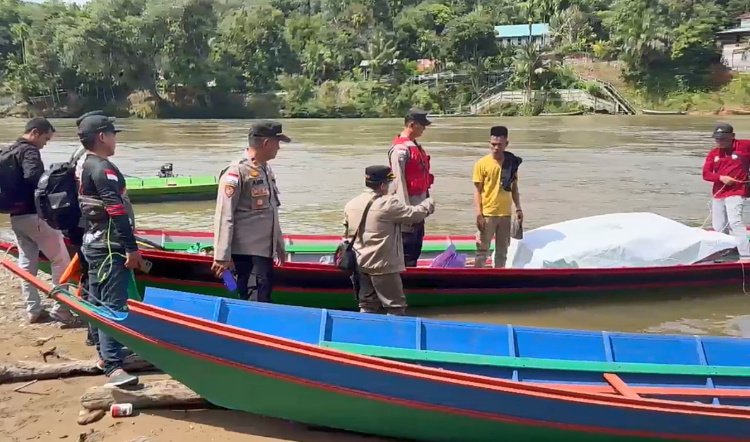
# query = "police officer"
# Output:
<box><xmin>77</xmin><ymin>113</ymin><xmax>142</xmax><ymax>387</ymax></box>
<box><xmin>211</xmin><ymin>121</ymin><xmax>289</xmax><ymax>302</ymax></box>
<box><xmin>388</xmin><ymin>108</ymin><xmax>434</xmax><ymax>267</ymax></box>
<box><xmin>344</xmin><ymin>165</ymin><xmax>435</xmax><ymax>315</ymax></box>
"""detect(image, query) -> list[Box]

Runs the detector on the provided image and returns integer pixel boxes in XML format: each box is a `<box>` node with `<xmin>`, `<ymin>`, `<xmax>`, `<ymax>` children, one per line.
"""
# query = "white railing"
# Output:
<box><xmin>470</xmin><ymin>89</ymin><xmax>616</xmax><ymax>114</ymax></box>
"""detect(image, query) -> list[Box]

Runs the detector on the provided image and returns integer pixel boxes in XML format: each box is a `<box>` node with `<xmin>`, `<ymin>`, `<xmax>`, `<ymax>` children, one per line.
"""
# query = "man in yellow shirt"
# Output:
<box><xmin>472</xmin><ymin>126</ymin><xmax>523</xmax><ymax>268</ymax></box>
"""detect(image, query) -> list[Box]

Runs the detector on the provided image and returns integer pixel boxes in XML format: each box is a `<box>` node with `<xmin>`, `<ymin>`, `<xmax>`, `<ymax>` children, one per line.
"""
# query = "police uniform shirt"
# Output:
<box><xmin>213</xmin><ymin>158</ymin><xmax>285</xmax><ymax>261</ymax></box>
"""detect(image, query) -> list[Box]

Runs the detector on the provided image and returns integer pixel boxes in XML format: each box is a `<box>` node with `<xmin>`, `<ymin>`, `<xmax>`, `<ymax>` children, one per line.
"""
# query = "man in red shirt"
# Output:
<box><xmin>702</xmin><ymin>123</ymin><xmax>750</xmax><ymax>257</ymax></box>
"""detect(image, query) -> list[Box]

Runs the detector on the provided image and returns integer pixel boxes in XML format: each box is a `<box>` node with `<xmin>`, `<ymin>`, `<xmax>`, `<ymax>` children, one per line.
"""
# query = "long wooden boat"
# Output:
<box><xmin>145</xmin><ymin>286</ymin><xmax>750</xmax><ymax>395</ymax></box>
<box><xmin>4</xmin><ymin>261</ymin><xmax>748</xmax><ymax>442</ymax></box>
<box><xmin>124</xmin><ymin>176</ymin><xmax>218</xmax><ymax>203</ymax></box>
<box><xmin>539</xmin><ymin>110</ymin><xmax>585</xmax><ymax>116</ymax></box>
<box><xmin>641</xmin><ymin>109</ymin><xmax>686</xmax><ymax>115</ymax></box>
<box><xmin>2</xmin><ymin>228</ymin><xmax>749</xmax><ymax>309</ymax></box>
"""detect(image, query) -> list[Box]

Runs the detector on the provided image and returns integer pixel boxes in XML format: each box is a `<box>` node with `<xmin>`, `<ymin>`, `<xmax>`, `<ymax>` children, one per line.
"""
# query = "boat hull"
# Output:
<box><xmin>52</xmin><ymin>295</ymin><xmax>750</xmax><ymax>441</ymax></box>
<box><xmin>2</xmin><ymin>228</ymin><xmax>748</xmax><ymax>309</ymax></box>
<box><xmin>124</xmin><ymin>177</ymin><xmax>218</xmax><ymax>203</ymax></box>
<box><xmin>2</xmin><ymin>260</ymin><xmax>748</xmax><ymax>442</ymax></box>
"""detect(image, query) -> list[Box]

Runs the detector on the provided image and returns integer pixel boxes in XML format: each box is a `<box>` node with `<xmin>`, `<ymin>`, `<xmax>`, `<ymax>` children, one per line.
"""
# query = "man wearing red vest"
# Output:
<box><xmin>702</xmin><ymin>122</ymin><xmax>750</xmax><ymax>258</ymax></box>
<box><xmin>388</xmin><ymin>108</ymin><xmax>434</xmax><ymax>267</ymax></box>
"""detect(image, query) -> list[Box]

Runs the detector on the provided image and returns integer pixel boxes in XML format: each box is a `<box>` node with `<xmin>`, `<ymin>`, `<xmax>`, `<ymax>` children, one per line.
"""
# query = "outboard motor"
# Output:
<box><xmin>158</xmin><ymin>163</ymin><xmax>174</xmax><ymax>178</ymax></box>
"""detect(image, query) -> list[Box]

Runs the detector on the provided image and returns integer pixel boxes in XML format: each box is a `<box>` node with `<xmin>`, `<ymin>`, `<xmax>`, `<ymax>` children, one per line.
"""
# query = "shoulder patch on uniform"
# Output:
<box><xmin>104</xmin><ymin>169</ymin><xmax>119</xmax><ymax>182</ymax></box>
<box><xmin>223</xmin><ymin>171</ymin><xmax>240</xmax><ymax>187</ymax></box>
<box><xmin>224</xmin><ymin>184</ymin><xmax>236</xmax><ymax>198</ymax></box>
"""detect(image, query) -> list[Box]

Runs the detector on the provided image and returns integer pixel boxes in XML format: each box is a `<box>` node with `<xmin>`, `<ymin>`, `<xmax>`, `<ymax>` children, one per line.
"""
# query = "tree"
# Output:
<box><xmin>215</xmin><ymin>6</ymin><xmax>294</xmax><ymax>92</ymax></box>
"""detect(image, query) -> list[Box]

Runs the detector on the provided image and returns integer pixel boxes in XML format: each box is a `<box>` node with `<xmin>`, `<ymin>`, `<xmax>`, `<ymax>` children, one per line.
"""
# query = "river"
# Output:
<box><xmin>1</xmin><ymin>115</ymin><xmax>749</xmax><ymax>337</ymax></box>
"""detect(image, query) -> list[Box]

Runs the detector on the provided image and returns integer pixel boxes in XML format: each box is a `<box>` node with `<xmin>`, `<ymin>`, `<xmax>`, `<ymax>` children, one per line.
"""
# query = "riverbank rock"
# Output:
<box><xmin>128</xmin><ymin>90</ymin><xmax>162</xmax><ymax>119</ymax></box>
<box><xmin>0</xmin><ymin>92</ymin><xmax>85</xmax><ymax>118</ymax></box>
<box><xmin>2</xmin><ymin>101</ymin><xmax>32</xmax><ymax>117</ymax></box>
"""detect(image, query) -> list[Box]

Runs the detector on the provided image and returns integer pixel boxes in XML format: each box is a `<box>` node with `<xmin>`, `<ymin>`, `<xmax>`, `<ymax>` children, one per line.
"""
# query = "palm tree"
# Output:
<box><xmin>356</xmin><ymin>31</ymin><xmax>400</xmax><ymax>78</ymax></box>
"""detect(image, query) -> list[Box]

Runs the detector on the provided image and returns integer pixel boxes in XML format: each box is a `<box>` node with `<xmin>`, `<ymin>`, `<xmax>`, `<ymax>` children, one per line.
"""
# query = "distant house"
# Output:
<box><xmin>717</xmin><ymin>13</ymin><xmax>750</xmax><ymax>71</ymax></box>
<box><xmin>494</xmin><ymin>23</ymin><xmax>550</xmax><ymax>48</ymax></box>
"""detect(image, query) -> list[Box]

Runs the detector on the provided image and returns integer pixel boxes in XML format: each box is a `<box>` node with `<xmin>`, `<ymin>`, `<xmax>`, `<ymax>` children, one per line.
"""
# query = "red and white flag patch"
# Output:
<box><xmin>223</xmin><ymin>172</ymin><xmax>240</xmax><ymax>187</ymax></box>
<box><xmin>104</xmin><ymin>169</ymin><xmax>119</xmax><ymax>182</ymax></box>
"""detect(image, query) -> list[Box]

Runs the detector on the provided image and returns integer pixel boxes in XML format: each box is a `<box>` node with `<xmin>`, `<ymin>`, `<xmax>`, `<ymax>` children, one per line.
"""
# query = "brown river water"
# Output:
<box><xmin>1</xmin><ymin>115</ymin><xmax>750</xmax><ymax>337</ymax></box>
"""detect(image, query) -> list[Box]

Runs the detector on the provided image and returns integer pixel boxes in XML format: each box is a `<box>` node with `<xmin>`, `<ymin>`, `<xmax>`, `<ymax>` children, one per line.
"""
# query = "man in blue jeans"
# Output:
<box><xmin>76</xmin><ymin>113</ymin><xmax>144</xmax><ymax>387</ymax></box>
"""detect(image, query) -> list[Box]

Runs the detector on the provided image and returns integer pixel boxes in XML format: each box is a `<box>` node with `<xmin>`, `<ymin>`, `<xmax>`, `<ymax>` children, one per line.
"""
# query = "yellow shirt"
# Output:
<box><xmin>472</xmin><ymin>154</ymin><xmax>513</xmax><ymax>217</ymax></box>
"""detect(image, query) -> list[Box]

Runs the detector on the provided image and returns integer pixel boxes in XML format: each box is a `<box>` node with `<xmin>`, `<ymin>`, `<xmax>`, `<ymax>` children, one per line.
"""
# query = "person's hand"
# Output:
<box><xmin>274</xmin><ymin>252</ymin><xmax>286</xmax><ymax>266</ymax></box>
<box><xmin>476</xmin><ymin>214</ymin><xmax>485</xmax><ymax>230</ymax></box>
<box><xmin>125</xmin><ymin>251</ymin><xmax>145</xmax><ymax>270</ymax></box>
<box><xmin>424</xmin><ymin>197</ymin><xmax>435</xmax><ymax>214</ymax></box>
<box><xmin>720</xmin><ymin>175</ymin><xmax>738</xmax><ymax>185</ymax></box>
<box><xmin>516</xmin><ymin>209</ymin><xmax>524</xmax><ymax>223</ymax></box>
<box><xmin>211</xmin><ymin>260</ymin><xmax>234</xmax><ymax>278</ymax></box>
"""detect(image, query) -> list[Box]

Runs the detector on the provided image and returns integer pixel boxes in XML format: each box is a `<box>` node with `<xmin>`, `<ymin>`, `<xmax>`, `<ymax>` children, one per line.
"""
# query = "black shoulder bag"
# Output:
<box><xmin>334</xmin><ymin>196</ymin><xmax>378</xmax><ymax>274</ymax></box>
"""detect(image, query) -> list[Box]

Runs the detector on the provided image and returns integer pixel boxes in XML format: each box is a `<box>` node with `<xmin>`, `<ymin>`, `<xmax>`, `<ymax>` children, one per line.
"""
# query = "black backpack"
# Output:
<box><xmin>0</xmin><ymin>144</ymin><xmax>27</xmax><ymax>214</ymax></box>
<box><xmin>34</xmin><ymin>160</ymin><xmax>82</xmax><ymax>231</ymax></box>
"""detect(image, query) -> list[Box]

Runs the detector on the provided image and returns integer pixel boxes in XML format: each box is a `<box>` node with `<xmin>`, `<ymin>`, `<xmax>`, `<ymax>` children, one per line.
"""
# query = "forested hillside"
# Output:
<box><xmin>0</xmin><ymin>0</ymin><xmax>748</xmax><ymax>117</ymax></box>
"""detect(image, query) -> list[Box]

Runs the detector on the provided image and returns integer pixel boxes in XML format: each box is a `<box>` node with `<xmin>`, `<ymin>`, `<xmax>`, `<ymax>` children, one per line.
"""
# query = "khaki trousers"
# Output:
<box><xmin>11</xmin><ymin>214</ymin><xmax>71</xmax><ymax>315</ymax></box>
<box><xmin>475</xmin><ymin>215</ymin><xmax>512</xmax><ymax>268</ymax></box>
<box><xmin>356</xmin><ymin>272</ymin><xmax>407</xmax><ymax>315</ymax></box>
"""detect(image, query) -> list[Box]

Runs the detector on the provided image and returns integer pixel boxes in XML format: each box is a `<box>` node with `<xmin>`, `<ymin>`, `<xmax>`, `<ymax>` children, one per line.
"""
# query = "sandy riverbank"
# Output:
<box><xmin>0</xmin><ymin>268</ymin><xmax>393</xmax><ymax>442</ymax></box>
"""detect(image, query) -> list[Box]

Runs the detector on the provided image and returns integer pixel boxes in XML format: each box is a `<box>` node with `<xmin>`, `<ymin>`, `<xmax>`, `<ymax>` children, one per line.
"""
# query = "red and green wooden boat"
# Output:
<box><xmin>3</xmin><ymin>260</ymin><xmax>748</xmax><ymax>442</ymax></box>
<box><xmin>3</xmin><ymin>227</ymin><xmax>749</xmax><ymax>309</ymax></box>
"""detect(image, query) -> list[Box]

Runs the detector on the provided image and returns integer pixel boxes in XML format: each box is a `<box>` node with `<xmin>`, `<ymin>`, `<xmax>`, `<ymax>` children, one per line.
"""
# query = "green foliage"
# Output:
<box><xmin>0</xmin><ymin>0</ymin><xmax>745</xmax><ymax>116</ymax></box>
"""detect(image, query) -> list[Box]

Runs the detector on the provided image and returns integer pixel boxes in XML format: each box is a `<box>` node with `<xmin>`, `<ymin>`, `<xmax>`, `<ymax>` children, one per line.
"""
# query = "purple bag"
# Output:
<box><xmin>430</xmin><ymin>244</ymin><xmax>467</xmax><ymax>268</ymax></box>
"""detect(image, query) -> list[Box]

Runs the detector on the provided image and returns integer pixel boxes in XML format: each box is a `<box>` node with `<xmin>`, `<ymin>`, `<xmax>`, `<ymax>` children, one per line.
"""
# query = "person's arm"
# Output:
<box><xmin>702</xmin><ymin>150</ymin><xmax>720</xmax><ymax>183</ymax></box>
<box><xmin>472</xmin><ymin>161</ymin><xmax>485</xmax><ymax>229</ymax></box>
<box><xmin>702</xmin><ymin>150</ymin><xmax>737</xmax><ymax>185</ymax></box>
<box><xmin>342</xmin><ymin>208</ymin><xmax>351</xmax><ymax>239</ymax></box>
<box><xmin>381</xmin><ymin>196</ymin><xmax>434</xmax><ymax>225</ymax></box>
<box><xmin>20</xmin><ymin>147</ymin><xmax>44</xmax><ymax>188</ymax></box>
<box><xmin>389</xmin><ymin>147</ymin><xmax>410</xmax><ymax>204</ymax></box>
<box><xmin>512</xmin><ymin>180</ymin><xmax>522</xmax><ymax>222</ymax></box>
<box><xmin>90</xmin><ymin>161</ymin><xmax>138</xmax><ymax>253</ymax></box>
<box><xmin>213</xmin><ymin>167</ymin><xmax>242</xmax><ymax>263</ymax></box>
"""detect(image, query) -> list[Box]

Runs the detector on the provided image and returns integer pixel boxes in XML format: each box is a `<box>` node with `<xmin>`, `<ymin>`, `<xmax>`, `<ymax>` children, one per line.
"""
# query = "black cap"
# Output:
<box><xmin>76</xmin><ymin>110</ymin><xmax>106</xmax><ymax>128</ymax></box>
<box><xmin>405</xmin><ymin>108</ymin><xmax>432</xmax><ymax>126</ymax></box>
<box><xmin>24</xmin><ymin>117</ymin><xmax>55</xmax><ymax>134</ymax></box>
<box><xmin>365</xmin><ymin>165</ymin><xmax>395</xmax><ymax>184</ymax></box>
<box><xmin>490</xmin><ymin>126</ymin><xmax>508</xmax><ymax>137</ymax></box>
<box><xmin>77</xmin><ymin>114</ymin><xmax>120</xmax><ymax>138</ymax></box>
<box><xmin>711</xmin><ymin>123</ymin><xmax>734</xmax><ymax>138</ymax></box>
<box><xmin>248</xmin><ymin>120</ymin><xmax>291</xmax><ymax>142</ymax></box>
<box><xmin>713</xmin><ymin>123</ymin><xmax>735</xmax><ymax>139</ymax></box>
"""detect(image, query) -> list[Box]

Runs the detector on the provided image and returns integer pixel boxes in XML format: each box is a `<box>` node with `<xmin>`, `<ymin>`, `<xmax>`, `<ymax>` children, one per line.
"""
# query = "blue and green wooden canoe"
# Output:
<box><xmin>3</xmin><ymin>259</ymin><xmax>745</xmax><ymax>442</ymax></box>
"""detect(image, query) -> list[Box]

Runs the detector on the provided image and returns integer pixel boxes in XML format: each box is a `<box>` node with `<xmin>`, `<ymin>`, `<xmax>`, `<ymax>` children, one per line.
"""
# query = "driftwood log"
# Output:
<box><xmin>0</xmin><ymin>358</ymin><xmax>156</xmax><ymax>384</ymax></box>
<box><xmin>81</xmin><ymin>379</ymin><xmax>207</xmax><ymax>411</ymax></box>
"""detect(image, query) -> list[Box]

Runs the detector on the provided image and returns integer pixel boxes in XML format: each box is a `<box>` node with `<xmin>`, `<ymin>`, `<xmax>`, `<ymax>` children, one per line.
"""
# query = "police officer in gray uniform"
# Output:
<box><xmin>211</xmin><ymin>121</ymin><xmax>289</xmax><ymax>302</ymax></box>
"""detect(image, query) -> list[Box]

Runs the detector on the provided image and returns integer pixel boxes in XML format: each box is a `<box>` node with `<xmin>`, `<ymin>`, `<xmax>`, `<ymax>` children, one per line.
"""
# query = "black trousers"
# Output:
<box><xmin>232</xmin><ymin>254</ymin><xmax>274</xmax><ymax>302</ymax></box>
<box><xmin>402</xmin><ymin>221</ymin><xmax>425</xmax><ymax>267</ymax></box>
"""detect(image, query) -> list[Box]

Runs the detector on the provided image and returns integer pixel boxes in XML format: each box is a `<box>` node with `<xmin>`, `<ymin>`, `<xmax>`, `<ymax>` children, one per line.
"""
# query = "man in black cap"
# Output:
<box><xmin>76</xmin><ymin>113</ymin><xmax>143</xmax><ymax>387</ymax></box>
<box><xmin>212</xmin><ymin>120</ymin><xmax>290</xmax><ymax>303</ymax></box>
<box><xmin>387</xmin><ymin>108</ymin><xmax>435</xmax><ymax>267</ymax></box>
<box><xmin>0</xmin><ymin>118</ymin><xmax>74</xmax><ymax>323</ymax></box>
<box><xmin>343</xmin><ymin>165</ymin><xmax>435</xmax><ymax>315</ymax></box>
<box><xmin>702</xmin><ymin>122</ymin><xmax>750</xmax><ymax>258</ymax></box>
<box><xmin>71</xmin><ymin>110</ymin><xmax>107</xmax><ymax>347</ymax></box>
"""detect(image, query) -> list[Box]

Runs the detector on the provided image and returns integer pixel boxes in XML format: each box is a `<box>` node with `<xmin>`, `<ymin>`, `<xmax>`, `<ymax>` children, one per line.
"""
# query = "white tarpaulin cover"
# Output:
<box><xmin>505</xmin><ymin>212</ymin><xmax>740</xmax><ymax>269</ymax></box>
